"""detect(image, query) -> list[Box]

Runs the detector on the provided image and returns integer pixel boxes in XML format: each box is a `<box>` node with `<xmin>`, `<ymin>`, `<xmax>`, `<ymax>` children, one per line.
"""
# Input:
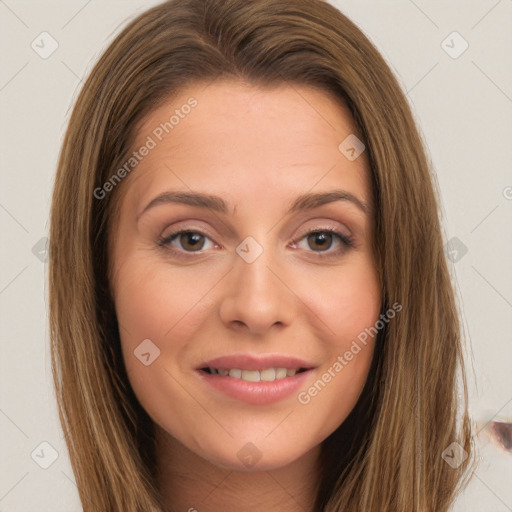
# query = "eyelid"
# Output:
<box><xmin>159</xmin><ymin>221</ymin><xmax>219</xmax><ymax>244</ymax></box>
<box><xmin>294</xmin><ymin>221</ymin><xmax>351</xmax><ymax>240</ymax></box>
<box><xmin>159</xmin><ymin>218</ymin><xmax>351</xmax><ymax>243</ymax></box>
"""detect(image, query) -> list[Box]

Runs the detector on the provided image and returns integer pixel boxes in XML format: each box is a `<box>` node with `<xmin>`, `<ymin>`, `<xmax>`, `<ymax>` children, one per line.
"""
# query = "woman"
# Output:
<box><xmin>49</xmin><ymin>0</ymin><xmax>475</xmax><ymax>510</ymax></box>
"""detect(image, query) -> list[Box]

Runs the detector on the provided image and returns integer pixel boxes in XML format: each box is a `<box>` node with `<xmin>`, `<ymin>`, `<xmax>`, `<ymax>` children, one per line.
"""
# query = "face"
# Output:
<box><xmin>109</xmin><ymin>80</ymin><xmax>381</xmax><ymax>472</ymax></box>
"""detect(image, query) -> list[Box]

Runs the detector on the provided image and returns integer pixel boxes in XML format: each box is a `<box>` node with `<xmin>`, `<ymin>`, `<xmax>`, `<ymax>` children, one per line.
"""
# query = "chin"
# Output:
<box><xmin>194</xmin><ymin>436</ymin><xmax>309</xmax><ymax>473</ymax></box>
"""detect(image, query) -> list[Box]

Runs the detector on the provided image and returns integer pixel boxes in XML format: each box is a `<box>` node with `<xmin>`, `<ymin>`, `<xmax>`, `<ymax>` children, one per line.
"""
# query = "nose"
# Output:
<box><xmin>218</xmin><ymin>240</ymin><xmax>295</xmax><ymax>336</ymax></box>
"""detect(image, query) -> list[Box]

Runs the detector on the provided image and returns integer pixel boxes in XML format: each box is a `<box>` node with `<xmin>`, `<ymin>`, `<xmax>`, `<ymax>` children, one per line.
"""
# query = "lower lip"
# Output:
<box><xmin>196</xmin><ymin>369</ymin><xmax>313</xmax><ymax>405</ymax></box>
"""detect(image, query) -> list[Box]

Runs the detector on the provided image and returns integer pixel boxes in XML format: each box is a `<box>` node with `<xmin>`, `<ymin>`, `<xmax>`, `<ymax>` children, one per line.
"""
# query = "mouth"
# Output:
<box><xmin>196</xmin><ymin>366</ymin><xmax>314</xmax><ymax>406</ymax></box>
<box><xmin>195</xmin><ymin>353</ymin><xmax>316</xmax><ymax>405</ymax></box>
<box><xmin>199</xmin><ymin>366</ymin><xmax>309</xmax><ymax>382</ymax></box>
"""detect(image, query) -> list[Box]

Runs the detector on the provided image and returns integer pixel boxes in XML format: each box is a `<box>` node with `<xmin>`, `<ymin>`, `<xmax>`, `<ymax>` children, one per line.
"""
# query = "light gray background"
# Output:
<box><xmin>1</xmin><ymin>0</ymin><xmax>511</xmax><ymax>510</ymax></box>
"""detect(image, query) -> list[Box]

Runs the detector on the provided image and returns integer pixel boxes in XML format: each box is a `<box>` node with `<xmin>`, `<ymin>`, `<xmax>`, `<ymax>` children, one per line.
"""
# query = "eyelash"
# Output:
<box><xmin>157</xmin><ymin>227</ymin><xmax>354</xmax><ymax>260</ymax></box>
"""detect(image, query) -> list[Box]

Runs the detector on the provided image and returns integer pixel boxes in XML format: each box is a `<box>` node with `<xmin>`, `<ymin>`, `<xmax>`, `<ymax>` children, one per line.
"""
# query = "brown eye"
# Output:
<box><xmin>307</xmin><ymin>231</ymin><xmax>334</xmax><ymax>251</ymax></box>
<box><xmin>177</xmin><ymin>232</ymin><xmax>205</xmax><ymax>251</ymax></box>
<box><xmin>293</xmin><ymin>228</ymin><xmax>354</xmax><ymax>258</ymax></box>
<box><xmin>159</xmin><ymin>230</ymin><xmax>214</xmax><ymax>253</ymax></box>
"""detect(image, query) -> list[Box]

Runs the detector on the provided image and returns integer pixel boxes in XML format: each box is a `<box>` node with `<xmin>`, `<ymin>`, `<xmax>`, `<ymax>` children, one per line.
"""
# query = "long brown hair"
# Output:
<box><xmin>49</xmin><ymin>0</ymin><xmax>475</xmax><ymax>510</ymax></box>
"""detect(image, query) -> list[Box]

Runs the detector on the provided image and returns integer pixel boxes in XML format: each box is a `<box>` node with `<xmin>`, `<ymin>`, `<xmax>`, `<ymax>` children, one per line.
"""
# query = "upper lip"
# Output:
<box><xmin>197</xmin><ymin>353</ymin><xmax>316</xmax><ymax>371</ymax></box>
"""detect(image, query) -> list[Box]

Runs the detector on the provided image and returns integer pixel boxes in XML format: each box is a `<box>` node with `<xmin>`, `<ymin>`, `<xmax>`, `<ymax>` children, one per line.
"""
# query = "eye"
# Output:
<box><xmin>292</xmin><ymin>228</ymin><xmax>354</xmax><ymax>257</ymax></box>
<box><xmin>158</xmin><ymin>227</ymin><xmax>354</xmax><ymax>259</ymax></box>
<box><xmin>158</xmin><ymin>230</ymin><xmax>216</xmax><ymax>255</ymax></box>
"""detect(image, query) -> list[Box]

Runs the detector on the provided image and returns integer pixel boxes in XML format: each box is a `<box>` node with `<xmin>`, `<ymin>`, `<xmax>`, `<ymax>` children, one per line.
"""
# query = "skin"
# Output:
<box><xmin>109</xmin><ymin>80</ymin><xmax>381</xmax><ymax>511</ymax></box>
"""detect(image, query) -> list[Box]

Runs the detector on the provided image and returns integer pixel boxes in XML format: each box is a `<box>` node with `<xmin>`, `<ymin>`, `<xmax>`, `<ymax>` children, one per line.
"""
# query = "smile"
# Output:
<box><xmin>201</xmin><ymin>367</ymin><xmax>307</xmax><ymax>382</ymax></box>
<box><xmin>197</xmin><ymin>367</ymin><xmax>314</xmax><ymax>405</ymax></box>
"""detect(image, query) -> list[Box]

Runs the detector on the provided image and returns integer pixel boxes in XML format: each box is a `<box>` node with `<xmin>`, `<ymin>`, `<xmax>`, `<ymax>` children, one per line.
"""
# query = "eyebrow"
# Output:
<box><xmin>137</xmin><ymin>189</ymin><xmax>370</xmax><ymax>221</ymax></box>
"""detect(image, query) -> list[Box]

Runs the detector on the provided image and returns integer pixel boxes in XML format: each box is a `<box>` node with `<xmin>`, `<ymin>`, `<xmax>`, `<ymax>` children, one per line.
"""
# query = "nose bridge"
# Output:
<box><xmin>238</xmin><ymin>237</ymin><xmax>275</xmax><ymax>291</ymax></box>
<box><xmin>220</xmin><ymin>234</ymin><xmax>293</xmax><ymax>333</ymax></box>
<box><xmin>235</xmin><ymin>234</ymin><xmax>282</xmax><ymax>305</ymax></box>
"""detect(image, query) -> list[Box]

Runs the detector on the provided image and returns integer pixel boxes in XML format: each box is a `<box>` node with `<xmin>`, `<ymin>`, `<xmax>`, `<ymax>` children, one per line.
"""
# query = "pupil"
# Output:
<box><xmin>309</xmin><ymin>232</ymin><xmax>332</xmax><ymax>251</ymax></box>
<box><xmin>183</xmin><ymin>232</ymin><xmax>203</xmax><ymax>250</ymax></box>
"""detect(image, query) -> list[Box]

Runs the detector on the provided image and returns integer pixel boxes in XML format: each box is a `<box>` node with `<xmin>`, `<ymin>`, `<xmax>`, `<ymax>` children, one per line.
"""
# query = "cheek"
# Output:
<box><xmin>303</xmin><ymin>255</ymin><xmax>381</xmax><ymax>348</ymax></box>
<box><xmin>112</xmin><ymin>256</ymin><xmax>216</xmax><ymax>431</ymax></box>
<box><xmin>332</xmin><ymin>274</ymin><xmax>381</xmax><ymax>347</ymax></box>
<box><xmin>292</xmin><ymin>254</ymin><xmax>381</xmax><ymax>412</ymax></box>
<box><xmin>112</xmin><ymin>256</ymin><xmax>217</xmax><ymax>367</ymax></box>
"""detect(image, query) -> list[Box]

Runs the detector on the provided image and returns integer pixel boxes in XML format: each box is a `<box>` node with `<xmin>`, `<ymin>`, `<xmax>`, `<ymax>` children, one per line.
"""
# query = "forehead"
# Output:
<box><xmin>118</xmin><ymin>80</ymin><xmax>370</xmax><ymax>215</ymax></box>
<box><xmin>136</xmin><ymin>79</ymin><xmax>360</xmax><ymax>154</ymax></box>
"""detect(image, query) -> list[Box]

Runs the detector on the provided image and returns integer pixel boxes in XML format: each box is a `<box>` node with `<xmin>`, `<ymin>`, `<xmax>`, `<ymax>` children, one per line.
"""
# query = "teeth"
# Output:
<box><xmin>260</xmin><ymin>368</ymin><xmax>275</xmax><ymax>381</ymax></box>
<box><xmin>207</xmin><ymin>367</ymin><xmax>301</xmax><ymax>382</ymax></box>
<box><xmin>241</xmin><ymin>370</ymin><xmax>260</xmax><ymax>382</ymax></box>
<box><xmin>276</xmin><ymin>368</ymin><xmax>288</xmax><ymax>379</ymax></box>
